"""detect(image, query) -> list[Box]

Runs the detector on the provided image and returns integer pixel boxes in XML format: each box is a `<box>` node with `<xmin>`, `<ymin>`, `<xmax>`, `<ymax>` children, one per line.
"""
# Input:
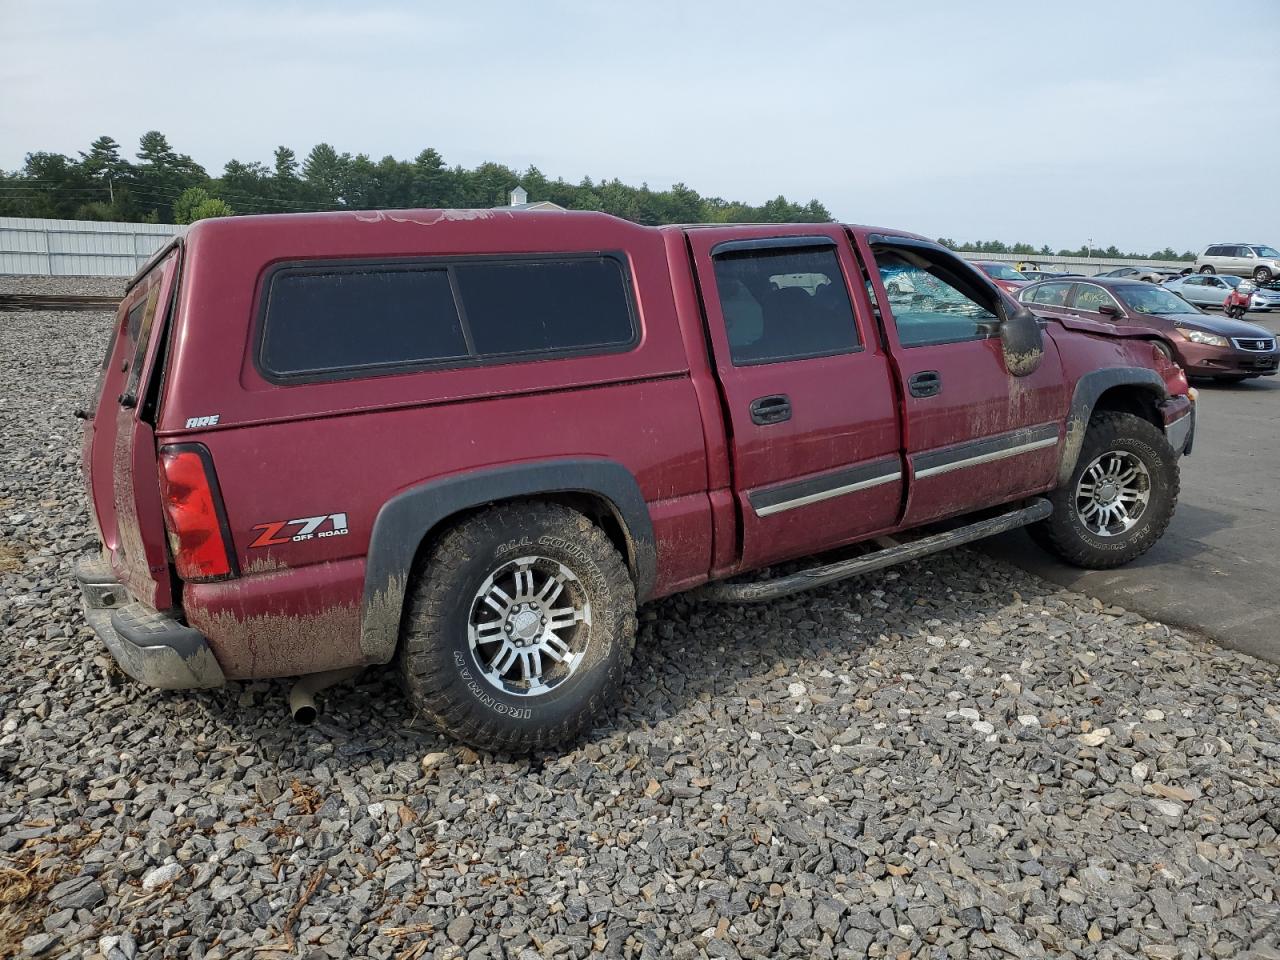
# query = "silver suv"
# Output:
<box><xmin>1195</xmin><ymin>243</ymin><xmax>1280</xmax><ymax>283</ymax></box>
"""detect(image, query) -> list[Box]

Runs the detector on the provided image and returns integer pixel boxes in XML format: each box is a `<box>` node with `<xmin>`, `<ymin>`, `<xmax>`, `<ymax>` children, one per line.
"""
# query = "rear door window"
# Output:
<box><xmin>1026</xmin><ymin>281</ymin><xmax>1071</xmax><ymax>306</ymax></box>
<box><xmin>711</xmin><ymin>244</ymin><xmax>860</xmax><ymax>365</ymax></box>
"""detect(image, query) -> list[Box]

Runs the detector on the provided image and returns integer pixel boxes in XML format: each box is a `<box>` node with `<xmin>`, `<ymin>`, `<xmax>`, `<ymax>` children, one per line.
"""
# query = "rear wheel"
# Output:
<box><xmin>1254</xmin><ymin>266</ymin><xmax>1273</xmax><ymax>284</ymax></box>
<box><xmin>1200</xmin><ymin>265</ymin><xmax>1216</xmax><ymax>274</ymax></box>
<box><xmin>1031</xmin><ymin>411</ymin><xmax>1178</xmax><ymax>569</ymax></box>
<box><xmin>399</xmin><ymin>502</ymin><xmax>636</xmax><ymax>752</ymax></box>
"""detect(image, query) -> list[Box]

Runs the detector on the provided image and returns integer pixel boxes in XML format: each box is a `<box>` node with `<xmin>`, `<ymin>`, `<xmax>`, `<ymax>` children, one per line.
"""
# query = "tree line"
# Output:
<box><xmin>0</xmin><ymin>132</ymin><xmax>832</xmax><ymax>226</ymax></box>
<box><xmin>0</xmin><ymin>133</ymin><xmax>1196</xmax><ymax>262</ymax></box>
<box><xmin>937</xmin><ymin>237</ymin><xmax>1196</xmax><ymax>263</ymax></box>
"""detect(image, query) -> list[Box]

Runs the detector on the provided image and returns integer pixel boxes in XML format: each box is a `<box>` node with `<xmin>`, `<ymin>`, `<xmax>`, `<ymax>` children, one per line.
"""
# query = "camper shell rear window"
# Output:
<box><xmin>256</xmin><ymin>252</ymin><xmax>638</xmax><ymax>382</ymax></box>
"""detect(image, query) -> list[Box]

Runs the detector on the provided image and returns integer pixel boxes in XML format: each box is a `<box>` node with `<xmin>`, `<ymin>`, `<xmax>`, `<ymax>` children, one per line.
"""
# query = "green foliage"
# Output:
<box><xmin>190</xmin><ymin>197</ymin><xmax>233</xmax><ymax>221</ymax></box>
<box><xmin>1</xmin><ymin>132</ymin><xmax>831</xmax><ymax>226</ymax></box>
<box><xmin>173</xmin><ymin>187</ymin><xmax>233</xmax><ymax>223</ymax></box>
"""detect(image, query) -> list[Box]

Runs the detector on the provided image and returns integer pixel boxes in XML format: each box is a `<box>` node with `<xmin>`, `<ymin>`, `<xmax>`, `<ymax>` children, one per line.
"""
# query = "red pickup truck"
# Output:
<box><xmin>76</xmin><ymin>210</ymin><xmax>1194</xmax><ymax>750</ymax></box>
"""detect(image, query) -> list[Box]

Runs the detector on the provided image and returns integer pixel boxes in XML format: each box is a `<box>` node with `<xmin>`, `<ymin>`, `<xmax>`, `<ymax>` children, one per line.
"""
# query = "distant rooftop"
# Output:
<box><xmin>492</xmin><ymin>185</ymin><xmax>566</xmax><ymax>212</ymax></box>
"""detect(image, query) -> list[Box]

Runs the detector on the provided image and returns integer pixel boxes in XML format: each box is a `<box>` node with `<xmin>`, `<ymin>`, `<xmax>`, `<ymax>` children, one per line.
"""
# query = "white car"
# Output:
<box><xmin>1164</xmin><ymin>274</ymin><xmax>1280</xmax><ymax>312</ymax></box>
<box><xmin>1194</xmin><ymin>243</ymin><xmax>1280</xmax><ymax>283</ymax></box>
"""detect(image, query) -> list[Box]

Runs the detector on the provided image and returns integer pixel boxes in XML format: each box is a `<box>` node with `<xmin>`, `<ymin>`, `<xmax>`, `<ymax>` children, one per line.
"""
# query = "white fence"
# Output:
<box><xmin>957</xmin><ymin>250</ymin><xmax>1192</xmax><ymax>277</ymax></box>
<box><xmin>0</xmin><ymin>217</ymin><xmax>182</xmax><ymax>277</ymax></box>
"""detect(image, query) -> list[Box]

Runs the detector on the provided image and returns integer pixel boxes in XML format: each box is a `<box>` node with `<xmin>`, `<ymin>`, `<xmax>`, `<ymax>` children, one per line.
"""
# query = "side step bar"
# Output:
<box><xmin>695</xmin><ymin>497</ymin><xmax>1052</xmax><ymax>603</ymax></box>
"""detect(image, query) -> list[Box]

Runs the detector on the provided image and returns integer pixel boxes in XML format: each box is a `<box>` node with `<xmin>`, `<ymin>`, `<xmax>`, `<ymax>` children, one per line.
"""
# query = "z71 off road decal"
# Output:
<box><xmin>249</xmin><ymin>513</ymin><xmax>349</xmax><ymax>548</ymax></box>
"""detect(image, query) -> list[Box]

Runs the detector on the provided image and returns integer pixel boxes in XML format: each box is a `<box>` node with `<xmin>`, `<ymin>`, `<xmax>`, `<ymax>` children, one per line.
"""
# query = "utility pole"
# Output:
<box><xmin>107</xmin><ymin>176</ymin><xmax>114</xmax><ymax>205</ymax></box>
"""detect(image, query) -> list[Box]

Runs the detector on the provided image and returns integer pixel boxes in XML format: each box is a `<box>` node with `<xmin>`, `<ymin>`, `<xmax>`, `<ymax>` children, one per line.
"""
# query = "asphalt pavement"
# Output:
<box><xmin>988</xmin><ymin>307</ymin><xmax>1280</xmax><ymax>665</ymax></box>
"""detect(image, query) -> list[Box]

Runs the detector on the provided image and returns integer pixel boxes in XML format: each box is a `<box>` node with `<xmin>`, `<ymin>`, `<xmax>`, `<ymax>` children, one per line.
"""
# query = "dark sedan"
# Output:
<box><xmin>1094</xmin><ymin>265</ymin><xmax>1181</xmax><ymax>284</ymax></box>
<box><xmin>1019</xmin><ymin>277</ymin><xmax>1278</xmax><ymax>383</ymax></box>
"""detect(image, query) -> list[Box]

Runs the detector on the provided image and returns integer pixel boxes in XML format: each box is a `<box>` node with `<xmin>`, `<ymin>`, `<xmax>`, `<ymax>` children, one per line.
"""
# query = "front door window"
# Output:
<box><xmin>874</xmin><ymin>253</ymin><xmax>998</xmax><ymax>346</ymax></box>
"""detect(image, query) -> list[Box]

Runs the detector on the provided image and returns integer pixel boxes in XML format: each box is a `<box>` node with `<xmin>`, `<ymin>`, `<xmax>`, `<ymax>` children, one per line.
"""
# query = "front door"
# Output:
<box><xmin>690</xmin><ymin>227</ymin><xmax>904</xmax><ymax>573</ymax></box>
<box><xmin>857</xmin><ymin>235</ymin><xmax>1067</xmax><ymax>527</ymax></box>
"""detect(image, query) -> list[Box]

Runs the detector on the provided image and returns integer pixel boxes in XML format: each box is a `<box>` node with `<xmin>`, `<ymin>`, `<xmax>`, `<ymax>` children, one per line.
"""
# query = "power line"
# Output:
<box><xmin>0</xmin><ymin>182</ymin><xmax>329</xmax><ymax>211</ymax></box>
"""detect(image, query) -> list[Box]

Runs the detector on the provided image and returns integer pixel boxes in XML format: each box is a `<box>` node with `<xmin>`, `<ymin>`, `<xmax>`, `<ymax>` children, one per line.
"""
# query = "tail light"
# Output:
<box><xmin>157</xmin><ymin>444</ymin><xmax>238</xmax><ymax>581</ymax></box>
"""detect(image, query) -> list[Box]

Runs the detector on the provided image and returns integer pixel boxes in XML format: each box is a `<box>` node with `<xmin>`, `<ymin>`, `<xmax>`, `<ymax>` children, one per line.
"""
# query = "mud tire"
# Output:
<box><xmin>1030</xmin><ymin>411</ymin><xmax>1179</xmax><ymax>569</ymax></box>
<box><xmin>399</xmin><ymin>502</ymin><xmax>636</xmax><ymax>752</ymax></box>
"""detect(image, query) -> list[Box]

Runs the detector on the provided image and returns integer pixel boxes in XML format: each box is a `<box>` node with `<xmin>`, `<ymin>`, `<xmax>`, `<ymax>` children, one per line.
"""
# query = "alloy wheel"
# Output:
<box><xmin>1074</xmin><ymin>451</ymin><xmax>1151</xmax><ymax>537</ymax></box>
<box><xmin>467</xmin><ymin>556</ymin><xmax>591</xmax><ymax>697</ymax></box>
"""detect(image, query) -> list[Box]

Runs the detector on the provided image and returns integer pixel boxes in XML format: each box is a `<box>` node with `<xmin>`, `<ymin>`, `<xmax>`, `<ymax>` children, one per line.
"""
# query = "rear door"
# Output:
<box><xmin>689</xmin><ymin>228</ymin><xmax>903</xmax><ymax>572</ymax></box>
<box><xmin>83</xmin><ymin>249</ymin><xmax>180</xmax><ymax>609</ymax></box>
<box><xmin>1022</xmin><ymin>280</ymin><xmax>1072</xmax><ymax>310</ymax></box>
<box><xmin>856</xmin><ymin>235</ymin><xmax>1066</xmax><ymax>527</ymax></box>
<box><xmin>1178</xmin><ymin>275</ymin><xmax>1209</xmax><ymax>306</ymax></box>
<box><xmin>1226</xmin><ymin>245</ymin><xmax>1251</xmax><ymax>276</ymax></box>
<box><xmin>1201</xmin><ymin>275</ymin><xmax>1233</xmax><ymax>307</ymax></box>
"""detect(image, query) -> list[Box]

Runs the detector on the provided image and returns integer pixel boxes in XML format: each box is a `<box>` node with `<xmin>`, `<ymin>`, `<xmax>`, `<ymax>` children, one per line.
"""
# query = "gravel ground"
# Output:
<box><xmin>2</xmin><ymin>304</ymin><xmax>1280</xmax><ymax>960</ymax></box>
<box><xmin>0</xmin><ymin>277</ymin><xmax>125</xmax><ymax>298</ymax></box>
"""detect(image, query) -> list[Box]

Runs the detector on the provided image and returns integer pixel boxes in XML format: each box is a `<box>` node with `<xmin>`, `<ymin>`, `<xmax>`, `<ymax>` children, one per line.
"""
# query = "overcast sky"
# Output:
<box><xmin>3</xmin><ymin>0</ymin><xmax>1277</xmax><ymax>250</ymax></box>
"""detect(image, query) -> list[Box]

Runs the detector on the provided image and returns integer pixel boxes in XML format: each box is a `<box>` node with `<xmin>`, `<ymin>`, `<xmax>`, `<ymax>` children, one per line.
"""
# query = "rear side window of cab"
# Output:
<box><xmin>256</xmin><ymin>253</ymin><xmax>639</xmax><ymax>382</ymax></box>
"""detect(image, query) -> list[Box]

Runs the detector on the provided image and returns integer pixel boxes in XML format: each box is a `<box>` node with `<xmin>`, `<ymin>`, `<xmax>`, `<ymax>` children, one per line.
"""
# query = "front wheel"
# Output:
<box><xmin>1200</xmin><ymin>265</ymin><xmax>1216</xmax><ymax>274</ymax></box>
<box><xmin>399</xmin><ymin>502</ymin><xmax>636</xmax><ymax>752</ymax></box>
<box><xmin>1030</xmin><ymin>411</ymin><xmax>1179</xmax><ymax>569</ymax></box>
<box><xmin>1254</xmin><ymin>267</ymin><xmax>1273</xmax><ymax>284</ymax></box>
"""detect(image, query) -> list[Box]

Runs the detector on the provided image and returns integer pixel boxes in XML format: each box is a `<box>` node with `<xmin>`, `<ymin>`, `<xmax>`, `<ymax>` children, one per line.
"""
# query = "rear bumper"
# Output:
<box><xmin>75</xmin><ymin>557</ymin><xmax>224</xmax><ymax>689</ymax></box>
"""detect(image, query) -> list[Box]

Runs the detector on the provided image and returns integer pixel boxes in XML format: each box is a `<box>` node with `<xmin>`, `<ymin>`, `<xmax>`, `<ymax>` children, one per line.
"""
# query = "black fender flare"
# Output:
<box><xmin>1058</xmin><ymin>367</ymin><xmax>1168</xmax><ymax>485</ymax></box>
<box><xmin>359</xmin><ymin>458</ymin><xmax>655</xmax><ymax>664</ymax></box>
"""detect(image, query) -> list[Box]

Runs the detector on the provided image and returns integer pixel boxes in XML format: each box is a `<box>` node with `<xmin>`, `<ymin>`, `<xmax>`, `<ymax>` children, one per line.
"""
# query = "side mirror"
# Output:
<box><xmin>1098</xmin><ymin>303</ymin><xmax>1122</xmax><ymax>317</ymax></box>
<box><xmin>999</xmin><ymin>301</ymin><xmax>1044</xmax><ymax>377</ymax></box>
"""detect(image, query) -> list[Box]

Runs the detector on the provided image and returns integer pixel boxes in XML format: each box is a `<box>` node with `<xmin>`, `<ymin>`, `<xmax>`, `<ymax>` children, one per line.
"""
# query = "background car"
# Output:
<box><xmin>1094</xmin><ymin>265</ymin><xmax>1180</xmax><ymax>283</ymax></box>
<box><xmin>1019</xmin><ymin>276</ymin><xmax>1278</xmax><ymax>383</ymax></box>
<box><xmin>1195</xmin><ymin>243</ymin><xmax>1280</xmax><ymax>283</ymax></box>
<box><xmin>1164</xmin><ymin>274</ymin><xmax>1280</xmax><ymax>312</ymax></box>
<box><xmin>1018</xmin><ymin>270</ymin><xmax>1083</xmax><ymax>282</ymax></box>
<box><xmin>971</xmin><ymin>260</ymin><xmax>1031</xmax><ymax>294</ymax></box>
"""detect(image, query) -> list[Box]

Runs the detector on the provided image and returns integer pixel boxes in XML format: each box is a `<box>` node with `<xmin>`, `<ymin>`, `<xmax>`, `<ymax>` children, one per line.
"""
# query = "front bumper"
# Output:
<box><xmin>1158</xmin><ymin>396</ymin><xmax>1195</xmax><ymax>456</ymax></box>
<box><xmin>1178</xmin><ymin>342</ymin><xmax>1279</xmax><ymax>377</ymax></box>
<box><xmin>75</xmin><ymin>557</ymin><xmax>225</xmax><ymax>689</ymax></box>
